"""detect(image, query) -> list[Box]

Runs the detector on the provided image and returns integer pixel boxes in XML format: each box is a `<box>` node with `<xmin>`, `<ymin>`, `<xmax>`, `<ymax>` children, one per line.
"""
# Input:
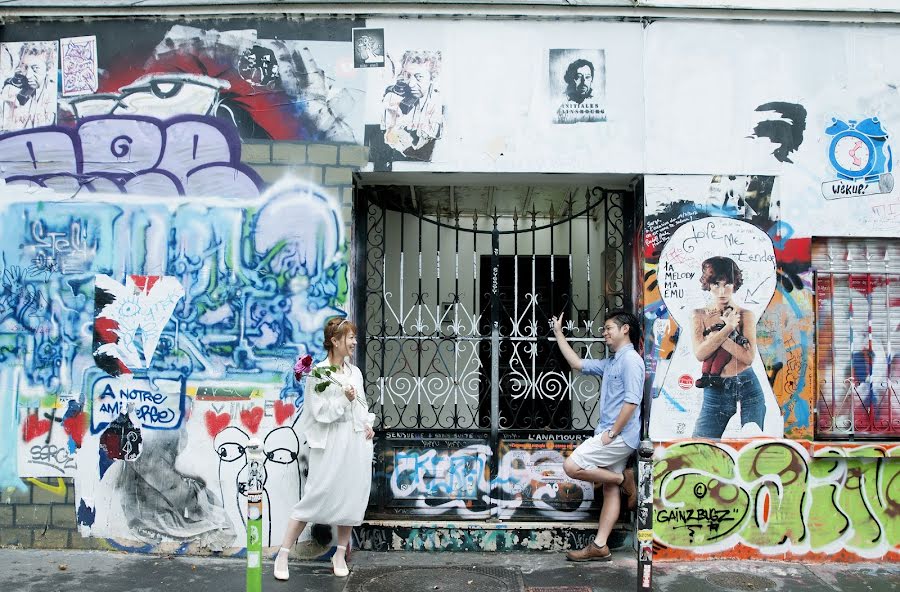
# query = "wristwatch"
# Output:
<box><xmin>607</xmin><ymin>429</ymin><xmax>617</xmax><ymax>439</ymax></box>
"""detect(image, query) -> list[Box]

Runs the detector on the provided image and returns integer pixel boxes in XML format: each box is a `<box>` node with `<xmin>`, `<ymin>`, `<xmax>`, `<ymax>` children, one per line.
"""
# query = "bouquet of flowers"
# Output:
<box><xmin>294</xmin><ymin>354</ymin><xmax>351</xmax><ymax>395</ymax></box>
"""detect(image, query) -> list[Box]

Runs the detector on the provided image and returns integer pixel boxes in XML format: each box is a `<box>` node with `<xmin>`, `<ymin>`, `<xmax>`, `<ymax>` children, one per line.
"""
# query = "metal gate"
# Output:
<box><xmin>354</xmin><ymin>183</ymin><xmax>635</xmax><ymax>521</ymax></box>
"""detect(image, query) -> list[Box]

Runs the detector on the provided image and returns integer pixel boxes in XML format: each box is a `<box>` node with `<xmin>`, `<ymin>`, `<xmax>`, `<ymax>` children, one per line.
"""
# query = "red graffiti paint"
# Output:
<box><xmin>240</xmin><ymin>406</ymin><xmax>264</xmax><ymax>434</ymax></box>
<box><xmin>204</xmin><ymin>411</ymin><xmax>231</xmax><ymax>437</ymax></box>
<box><xmin>273</xmin><ymin>400</ymin><xmax>295</xmax><ymax>425</ymax></box>
<box><xmin>62</xmin><ymin>412</ymin><xmax>87</xmax><ymax>448</ymax></box>
<box><xmin>773</xmin><ymin>237</ymin><xmax>811</xmax><ymax>264</ymax></box>
<box><xmin>130</xmin><ymin>275</ymin><xmax>161</xmax><ymax>293</ymax></box>
<box><xmin>93</xmin><ymin>316</ymin><xmax>130</xmax><ymax>376</ymax></box>
<box><xmin>22</xmin><ymin>413</ymin><xmax>51</xmax><ymax>442</ymax></box>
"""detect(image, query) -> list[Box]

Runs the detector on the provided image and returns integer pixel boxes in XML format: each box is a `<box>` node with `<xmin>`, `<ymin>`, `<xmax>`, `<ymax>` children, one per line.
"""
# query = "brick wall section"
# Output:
<box><xmin>242</xmin><ymin>141</ymin><xmax>368</xmax><ymax>219</ymax></box>
<box><xmin>0</xmin><ymin>141</ymin><xmax>369</xmax><ymax>551</ymax></box>
<box><xmin>0</xmin><ymin>478</ymin><xmax>102</xmax><ymax>549</ymax></box>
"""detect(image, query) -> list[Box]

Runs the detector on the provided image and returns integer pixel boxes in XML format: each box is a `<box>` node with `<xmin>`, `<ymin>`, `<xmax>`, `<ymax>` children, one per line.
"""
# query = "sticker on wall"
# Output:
<box><xmin>60</xmin><ymin>36</ymin><xmax>98</xmax><ymax>97</ymax></box>
<box><xmin>822</xmin><ymin>116</ymin><xmax>894</xmax><ymax>199</ymax></box>
<box><xmin>0</xmin><ymin>41</ymin><xmax>59</xmax><ymax>132</ymax></box>
<box><xmin>93</xmin><ymin>275</ymin><xmax>185</xmax><ymax>377</ymax></box>
<box><xmin>366</xmin><ymin>50</ymin><xmax>443</xmax><ymax>171</ymax></box>
<box><xmin>648</xmin><ymin>217</ymin><xmax>784</xmax><ymax>440</ymax></box>
<box><xmin>549</xmin><ymin>49</ymin><xmax>606</xmax><ymax>124</ymax></box>
<box><xmin>237</xmin><ymin>45</ymin><xmax>280</xmax><ymax>89</ymax></box>
<box><xmin>352</xmin><ymin>28</ymin><xmax>385</xmax><ymax>69</ymax></box>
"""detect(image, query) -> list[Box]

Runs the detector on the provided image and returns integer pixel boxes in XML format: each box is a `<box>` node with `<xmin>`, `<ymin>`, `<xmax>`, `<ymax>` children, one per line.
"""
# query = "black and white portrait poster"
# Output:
<box><xmin>0</xmin><ymin>41</ymin><xmax>58</xmax><ymax>132</ymax></box>
<box><xmin>549</xmin><ymin>49</ymin><xmax>606</xmax><ymax>124</ymax></box>
<box><xmin>353</xmin><ymin>28</ymin><xmax>385</xmax><ymax>69</ymax></box>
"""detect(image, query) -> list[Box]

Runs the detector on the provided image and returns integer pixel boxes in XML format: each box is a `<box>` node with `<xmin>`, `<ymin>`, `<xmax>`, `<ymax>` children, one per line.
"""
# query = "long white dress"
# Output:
<box><xmin>291</xmin><ymin>361</ymin><xmax>374</xmax><ymax>526</ymax></box>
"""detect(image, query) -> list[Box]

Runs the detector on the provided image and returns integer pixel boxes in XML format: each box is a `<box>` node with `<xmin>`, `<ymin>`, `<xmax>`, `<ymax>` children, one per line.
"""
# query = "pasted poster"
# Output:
<box><xmin>649</xmin><ymin>217</ymin><xmax>783</xmax><ymax>440</ymax></box>
<box><xmin>0</xmin><ymin>41</ymin><xmax>58</xmax><ymax>131</ymax></box>
<box><xmin>822</xmin><ymin>116</ymin><xmax>894</xmax><ymax>200</ymax></box>
<box><xmin>549</xmin><ymin>49</ymin><xmax>606</xmax><ymax>124</ymax></box>
<box><xmin>353</xmin><ymin>28</ymin><xmax>385</xmax><ymax>69</ymax></box>
<box><xmin>61</xmin><ymin>36</ymin><xmax>98</xmax><ymax>97</ymax></box>
<box><xmin>366</xmin><ymin>50</ymin><xmax>443</xmax><ymax>170</ymax></box>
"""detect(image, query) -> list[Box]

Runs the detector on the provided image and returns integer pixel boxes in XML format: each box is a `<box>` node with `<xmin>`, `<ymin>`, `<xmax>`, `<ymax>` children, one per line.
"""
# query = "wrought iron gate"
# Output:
<box><xmin>355</xmin><ymin>184</ymin><xmax>635</xmax><ymax>521</ymax></box>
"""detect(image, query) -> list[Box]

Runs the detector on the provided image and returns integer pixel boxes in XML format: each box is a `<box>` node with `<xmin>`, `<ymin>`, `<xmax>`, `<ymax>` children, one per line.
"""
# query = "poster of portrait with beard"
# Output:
<box><xmin>649</xmin><ymin>217</ymin><xmax>784</xmax><ymax>440</ymax></box>
<box><xmin>549</xmin><ymin>49</ymin><xmax>607</xmax><ymax>124</ymax></box>
<box><xmin>0</xmin><ymin>41</ymin><xmax>58</xmax><ymax>132</ymax></box>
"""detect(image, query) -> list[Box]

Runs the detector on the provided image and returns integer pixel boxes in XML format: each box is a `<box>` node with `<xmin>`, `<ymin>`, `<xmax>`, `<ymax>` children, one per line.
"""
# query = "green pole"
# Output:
<box><xmin>245</xmin><ymin>439</ymin><xmax>264</xmax><ymax>592</ymax></box>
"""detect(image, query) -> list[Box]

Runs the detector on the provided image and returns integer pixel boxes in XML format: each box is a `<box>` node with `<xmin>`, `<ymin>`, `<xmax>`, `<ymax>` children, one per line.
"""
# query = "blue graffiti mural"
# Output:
<box><xmin>0</xmin><ymin>116</ymin><xmax>347</xmax><ymax>505</ymax></box>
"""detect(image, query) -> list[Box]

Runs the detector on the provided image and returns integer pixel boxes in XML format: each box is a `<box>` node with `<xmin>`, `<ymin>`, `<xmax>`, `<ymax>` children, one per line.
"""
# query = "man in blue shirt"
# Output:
<box><xmin>553</xmin><ymin>310</ymin><xmax>643</xmax><ymax>562</ymax></box>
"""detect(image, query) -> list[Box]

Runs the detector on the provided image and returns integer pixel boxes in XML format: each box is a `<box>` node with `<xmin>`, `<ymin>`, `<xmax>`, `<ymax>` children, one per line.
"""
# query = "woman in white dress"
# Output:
<box><xmin>273</xmin><ymin>317</ymin><xmax>375</xmax><ymax>580</ymax></box>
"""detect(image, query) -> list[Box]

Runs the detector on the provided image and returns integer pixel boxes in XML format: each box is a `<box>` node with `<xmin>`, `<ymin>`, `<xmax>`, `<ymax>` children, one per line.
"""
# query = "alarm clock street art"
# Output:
<box><xmin>648</xmin><ymin>217</ymin><xmax>784</xmax><ymax>441</ymax></box>
<box><xmin>822</xmin><ymin>116</ymin><xmax>894</xmax><ymax>199</ymax></box>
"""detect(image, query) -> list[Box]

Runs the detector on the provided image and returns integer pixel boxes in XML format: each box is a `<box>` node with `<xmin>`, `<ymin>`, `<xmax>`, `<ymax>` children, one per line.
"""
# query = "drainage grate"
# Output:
<box><xmin>347</xmin><ymin>566</ymin><xmax>525</xmax><ymax>592</ymax></box>
<box><xmin>705</xmin><ymin>571</ymin><xmax>777</xmax><ymax>591</ymax></box>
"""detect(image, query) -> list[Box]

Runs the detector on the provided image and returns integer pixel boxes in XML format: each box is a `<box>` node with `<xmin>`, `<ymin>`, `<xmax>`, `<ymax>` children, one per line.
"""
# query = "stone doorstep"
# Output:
<box><xmin>357</xmin><ymin>520</ymin><xmax>632</xmax><ymax>552</ymax></box>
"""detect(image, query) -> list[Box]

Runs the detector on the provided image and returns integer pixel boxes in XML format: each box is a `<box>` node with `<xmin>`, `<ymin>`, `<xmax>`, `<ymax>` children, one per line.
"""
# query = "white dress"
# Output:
<box><xmin>291</xmin><ymin>361</ymin><xmax>375</xmax><ymax>526</ymax></box>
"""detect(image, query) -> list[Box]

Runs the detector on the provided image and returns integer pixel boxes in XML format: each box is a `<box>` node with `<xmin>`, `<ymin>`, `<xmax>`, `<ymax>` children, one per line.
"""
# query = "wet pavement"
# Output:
<box><xmin>0</xmin><ymin>548</ymin><xmax>897</xmax><ymax>592</ymax></box>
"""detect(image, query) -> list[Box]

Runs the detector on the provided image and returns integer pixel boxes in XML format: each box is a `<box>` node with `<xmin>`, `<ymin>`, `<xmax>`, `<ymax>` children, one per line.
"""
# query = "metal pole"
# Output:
<box><xmin>245</xmin><ymin>438</ymin><xmax>264</xmax><ymax>592</ymax></box>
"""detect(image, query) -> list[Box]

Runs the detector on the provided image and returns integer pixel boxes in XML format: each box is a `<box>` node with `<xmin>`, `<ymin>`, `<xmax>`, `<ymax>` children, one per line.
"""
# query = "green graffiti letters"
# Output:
<box><xmin>655</xmin><ymin>441</ymin><xmax>900</xmax><ymax>558</ymax></box>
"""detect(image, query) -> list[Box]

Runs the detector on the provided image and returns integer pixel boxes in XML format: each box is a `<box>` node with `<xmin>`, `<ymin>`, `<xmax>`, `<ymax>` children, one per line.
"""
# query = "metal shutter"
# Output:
<box><xmin>813</xmin><ymin>238</ymin><xmax>900</xmax><ymax>439</ymax></box>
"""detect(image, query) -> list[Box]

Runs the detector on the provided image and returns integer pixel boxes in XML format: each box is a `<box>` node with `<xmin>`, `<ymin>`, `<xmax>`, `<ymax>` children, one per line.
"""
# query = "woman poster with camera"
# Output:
<box><xmin>690</xmin><ymin>256</ymin><xmax>766</xmax><ymax>438</ymax></box>
<box><xmin>648</xmin><ymin>215</ymin><xmax>783</xmax><ymax>441</ymax></box>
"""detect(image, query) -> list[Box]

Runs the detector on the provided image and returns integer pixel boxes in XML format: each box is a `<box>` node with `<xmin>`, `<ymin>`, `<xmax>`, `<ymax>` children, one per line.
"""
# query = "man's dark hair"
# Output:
<box><xmin>564</xmin><ymin>59</ymin><xmax>594</xmax><ymax>85</ymax></box>
<box><xmin>606</xmin><ymin>309</ymin><xmax>641</xmax><ymax>351</ymax></box>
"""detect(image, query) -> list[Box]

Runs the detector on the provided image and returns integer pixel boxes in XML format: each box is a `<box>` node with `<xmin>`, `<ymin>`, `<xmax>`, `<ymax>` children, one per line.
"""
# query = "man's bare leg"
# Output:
<box><xmin>594</xmin><ymin>483</ymin><xmax>621</xmax><ymax>547</ymax></box>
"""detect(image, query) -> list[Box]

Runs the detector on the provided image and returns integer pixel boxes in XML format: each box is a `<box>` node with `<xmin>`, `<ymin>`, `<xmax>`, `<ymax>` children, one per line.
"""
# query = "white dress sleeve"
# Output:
<box><xmin>304</xmin><ymin>375</ymin><xmax>351</xmax><ymax>423</ymax></box>
<box><xmin>349</xmin><ymin>365</ymin><xmax>376</xmax><ymax>430</ymax></box>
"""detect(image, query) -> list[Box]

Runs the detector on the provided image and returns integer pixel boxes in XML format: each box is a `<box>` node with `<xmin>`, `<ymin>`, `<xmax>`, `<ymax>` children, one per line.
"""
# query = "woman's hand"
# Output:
<box><xmin>343</xmin><ymin>384</ymin><xmax>356</xmax><ymax>402</ymax></box>
<box><xmin>722</xmin><ymin>308</ymin><xmax>740</xmax><ymax>331</ymax></box>
<box><xmin>364</xmin><ymin>425</ymin><xmax>375</xmax><ymax>440</ymax></box>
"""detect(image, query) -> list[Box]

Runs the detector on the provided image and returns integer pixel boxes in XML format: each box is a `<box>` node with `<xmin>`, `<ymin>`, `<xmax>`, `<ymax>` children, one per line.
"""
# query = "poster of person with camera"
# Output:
<box><xmin>0</xmin><ymin>41</ymin><xmax>58</xmax><ymax>132</ymax></box>
<box><xmin>649</xmin><ymin>216</ymin><xmax>784</xmax><ymax>440</ymax></box>
<box><xmin>379</xmin><ymin>50</ymin><xmax>443</xmax><ymax>162</ymax></box>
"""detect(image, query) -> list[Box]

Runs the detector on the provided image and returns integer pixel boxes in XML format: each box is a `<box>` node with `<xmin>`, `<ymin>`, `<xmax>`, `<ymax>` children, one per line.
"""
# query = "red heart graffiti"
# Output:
<box><xmin>22</xmin><ymin>414</ymin><xmax>51</xmax><ymax>442</ymax></box>
<box><xmin>204</xmin><ymin>411</ymin><xmax>231</xmax><ymax>438</ymax></box>
<box><xmin>239</xmin><ymin>406</ymin><xmax>264</xmax><ymax>434</ymax></box>
<box><xmin>62</xmin><ymin>412</ymin><xmax>87</xmax><ymax>448</ymax></box>
<box><xmin>273</xmin><ymin>400</ymin><xmax>296</xmax><ymax>425</ymax></box>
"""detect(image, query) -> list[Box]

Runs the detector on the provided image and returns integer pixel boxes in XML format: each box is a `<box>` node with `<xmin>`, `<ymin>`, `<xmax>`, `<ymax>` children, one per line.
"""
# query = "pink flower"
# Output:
<box><xmin>294</xmin><ymin>354</ymin><xmax>314</xmax><ymax>381</ymax></box>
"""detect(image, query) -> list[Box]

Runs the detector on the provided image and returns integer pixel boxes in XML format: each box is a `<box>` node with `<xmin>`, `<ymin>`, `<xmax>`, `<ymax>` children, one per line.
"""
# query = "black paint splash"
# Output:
<box><xmin>750</xmin><ymin>102</ymin><xmax>807</xmax><ymax>164</ymax></box>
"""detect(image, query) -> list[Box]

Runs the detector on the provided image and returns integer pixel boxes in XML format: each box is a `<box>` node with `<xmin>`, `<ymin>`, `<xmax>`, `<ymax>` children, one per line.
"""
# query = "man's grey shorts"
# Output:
<box><xmin>569</xmin><ymin>434</ymin><xmax>634</xmax><ymax>474</ymax></box>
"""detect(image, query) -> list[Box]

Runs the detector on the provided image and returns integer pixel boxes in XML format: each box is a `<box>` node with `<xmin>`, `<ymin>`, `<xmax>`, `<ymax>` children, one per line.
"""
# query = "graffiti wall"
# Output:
<box><xmin>379</xmin><ymin>436</ymin><xmax>599</xmax><ymax>521</ymax></box>
<box><xmin>654</xmin><ymin>440</ymin><xmax>900</xmax><ymax>561</ymax></box>
<box><xmin>644</xmin><ymin>175</ymin><xmax>814</xmax><ymax>440</ymax></box>
<box><xmin>0</xmin><ymin>112</ymin><xmax>349</xmax><ymax>551</ymax></box>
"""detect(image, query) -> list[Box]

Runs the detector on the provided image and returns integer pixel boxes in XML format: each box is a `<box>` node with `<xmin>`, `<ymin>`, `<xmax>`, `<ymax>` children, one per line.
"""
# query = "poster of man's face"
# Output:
<box><xmin>353</xmin><ymin>28</ymin><xmax>385</xmax><ymax>69</ymax></box>
<box><xmin>549</xmin><ymin>49</ymin><xmax>607</xmax><ymax>124</ymax></box>
<box><xmin>0</xmin><ymin>41</ymin><xmax>58</xmax><ymax>132</ymax></box>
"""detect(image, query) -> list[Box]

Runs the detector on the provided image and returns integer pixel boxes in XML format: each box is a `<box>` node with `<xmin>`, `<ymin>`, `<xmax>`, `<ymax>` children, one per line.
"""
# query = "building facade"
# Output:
<box><xmin>0</xmin><ymin>1</ymin><xmax>897</xmax><ymax>562</ymax></box>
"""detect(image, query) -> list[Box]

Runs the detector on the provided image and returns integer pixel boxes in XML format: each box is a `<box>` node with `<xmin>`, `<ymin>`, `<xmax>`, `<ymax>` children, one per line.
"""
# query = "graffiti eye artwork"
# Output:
<box><xmin>218</xmin><ymin>442</ymin><xmax>247</xmax><ymax>462</ymax></box>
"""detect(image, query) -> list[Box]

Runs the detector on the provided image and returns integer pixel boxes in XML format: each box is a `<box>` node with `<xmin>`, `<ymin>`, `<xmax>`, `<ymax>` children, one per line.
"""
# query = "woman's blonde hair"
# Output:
<box><xmin>323</xmin><ymin>316</ymin><xmax>357</xmax><ymax>351</ymax></box>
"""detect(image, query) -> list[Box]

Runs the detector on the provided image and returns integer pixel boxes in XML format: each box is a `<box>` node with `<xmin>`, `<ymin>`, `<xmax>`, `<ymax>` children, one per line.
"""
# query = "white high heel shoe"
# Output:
<box><xmin>273</xmin><ymin>547</ymin><xmax>291</xmax><ymax>581</ymax></box>
<box><xmin>331</xmin><ymin>545</ymin><xmax>350</xmax><ymax>578</ymax></box>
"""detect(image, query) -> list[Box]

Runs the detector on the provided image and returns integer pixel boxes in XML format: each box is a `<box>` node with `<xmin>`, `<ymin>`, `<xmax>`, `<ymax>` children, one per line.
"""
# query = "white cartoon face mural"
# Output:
<box><xmin>649</xmin><ymin>217</ymin><xmax>784</xmax><ymax>440</ymax></box>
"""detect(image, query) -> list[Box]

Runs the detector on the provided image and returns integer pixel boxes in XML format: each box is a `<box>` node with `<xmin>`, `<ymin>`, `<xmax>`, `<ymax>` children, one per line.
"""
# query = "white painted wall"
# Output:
<box><xmin>645</xmin><ymin>19</ymin><xmax>900</xmax><ymax>237</ymax></box>
<box><xmin>360</xmin><ymin>18</ymin><xmax>645</xmax><ymax>175</ymax></box>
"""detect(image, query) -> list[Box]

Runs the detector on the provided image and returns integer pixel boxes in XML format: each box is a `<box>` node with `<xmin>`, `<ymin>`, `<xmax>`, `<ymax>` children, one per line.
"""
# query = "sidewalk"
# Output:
<box><xmin>0</xmin><ymin>548</ymin><xmax>897</xmax><ymax>592</ymax></box>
